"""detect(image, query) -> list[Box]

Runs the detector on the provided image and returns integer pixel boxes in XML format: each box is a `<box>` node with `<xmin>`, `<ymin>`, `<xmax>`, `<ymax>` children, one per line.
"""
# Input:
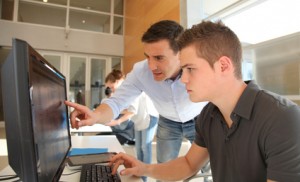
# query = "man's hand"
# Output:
<box><xmin>64</xmin><ymin>101</ymin><xmax>98</xmax><ymax>129</ymax></box>
<box><xmin>109</xmin><ymin>152</ymin><xmax>147</xmax><ymax>177</ymax></box>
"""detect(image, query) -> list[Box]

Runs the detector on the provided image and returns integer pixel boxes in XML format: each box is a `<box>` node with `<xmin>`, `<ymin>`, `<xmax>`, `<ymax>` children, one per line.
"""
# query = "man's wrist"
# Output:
<box><xmin>93</xmin><ymin>110</ymin><xmax>102</xmax><ymax>124</ymax></box>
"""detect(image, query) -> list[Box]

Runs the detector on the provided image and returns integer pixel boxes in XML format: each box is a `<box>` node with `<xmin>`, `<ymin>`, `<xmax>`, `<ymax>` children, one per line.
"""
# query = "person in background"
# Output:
<box><xmin>76</xmin><ymin>89</ymin><xmax>85</xmax><ymax>105</ymax></box>
<box><xmin>126</xmin><ymin>92</ymin><xmax>159</xmax><ymax>182</ymax></box>
<box><xmin>108</xmin><ymin>20</ymin><xmax>300</xmax><ymax>182</ymax></box>
<box><xmin>104</xmin><ymin>69</ymin><xmax>135</xmax><ymax>145</ymax></box>
<box><xmin>65</xmin><ymin>20</ymin><xmax>207</xmax><ymax>173</ymax></box>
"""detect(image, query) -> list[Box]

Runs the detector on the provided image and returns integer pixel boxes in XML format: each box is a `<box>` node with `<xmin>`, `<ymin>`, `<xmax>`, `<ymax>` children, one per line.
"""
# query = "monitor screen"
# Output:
<box><xmin>1</xmin><ymin>38</ymin><xmax>71</xmax><ymax>182</ymax></box>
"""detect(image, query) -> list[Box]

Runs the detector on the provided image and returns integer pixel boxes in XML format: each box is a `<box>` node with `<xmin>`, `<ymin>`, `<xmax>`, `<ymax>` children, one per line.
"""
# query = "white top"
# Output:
<box><xmin>127</xmin><ymin>92</ymin><xmax>159</xmax><ymax>130</ymax></box>
<box><xmin>102</xmin><ymin>60</ymin><xmax>207</xmax><ymax>123</ymax></box>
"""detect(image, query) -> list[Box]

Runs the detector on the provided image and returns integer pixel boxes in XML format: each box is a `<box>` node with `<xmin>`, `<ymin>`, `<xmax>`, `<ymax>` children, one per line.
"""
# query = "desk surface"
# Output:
<box><xmin>0</xmin><ymin>135</ymin><xmax>141</xmax><ymax>182</ymax></box>
<box><xmin>70</xmin><ymin>124</ymin><xmax>112</xmax><ymax>133</ymax></box>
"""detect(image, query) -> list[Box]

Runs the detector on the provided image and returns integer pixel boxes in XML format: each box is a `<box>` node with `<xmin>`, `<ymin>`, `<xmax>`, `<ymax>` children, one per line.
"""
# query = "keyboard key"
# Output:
<box><xmin>80</xmin><ymin>164</ymin><xmax>121</xmax><ymax>182</ymax></box>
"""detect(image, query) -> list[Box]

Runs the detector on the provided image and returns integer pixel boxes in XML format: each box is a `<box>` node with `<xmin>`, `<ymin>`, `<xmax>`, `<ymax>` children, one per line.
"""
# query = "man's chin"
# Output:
<box><xmin>153</xmin><ymin>74</ymin><xmax>165</xmax><ymax>81</ymax></box>
<box><xmin>188</xmin><ymin>95</ymin><xmax>199</xmax><ymax>103</ymax></box>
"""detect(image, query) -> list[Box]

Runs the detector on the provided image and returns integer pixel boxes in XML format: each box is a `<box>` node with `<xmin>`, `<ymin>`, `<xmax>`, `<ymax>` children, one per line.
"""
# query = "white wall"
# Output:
<box><xmin>0</xmin><ymin>21</ymin><xmax>124</xmax><ymax>56</ymax></box>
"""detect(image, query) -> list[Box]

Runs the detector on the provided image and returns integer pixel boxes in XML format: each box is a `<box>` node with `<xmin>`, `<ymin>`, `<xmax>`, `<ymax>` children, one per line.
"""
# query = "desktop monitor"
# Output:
<box><xmin>1</xmin><ymin>38</ymin><xmax>71</xmax><ymax>182</ymax></box>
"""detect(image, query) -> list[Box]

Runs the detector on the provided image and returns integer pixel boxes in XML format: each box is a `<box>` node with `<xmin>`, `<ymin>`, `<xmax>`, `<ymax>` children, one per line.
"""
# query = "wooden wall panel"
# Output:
<box><xmin>123</xmin><ymin>0</ymin><xmax>180</xmax><ymax>74</ymax></box>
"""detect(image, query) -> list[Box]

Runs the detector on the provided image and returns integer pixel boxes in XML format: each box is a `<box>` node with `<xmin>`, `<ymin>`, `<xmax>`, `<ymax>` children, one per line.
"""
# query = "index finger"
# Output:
<box><xmin>64</xmin><ymin>101</ymin><xmax>89</xmax><ymax>129</ymax></box>
<box><xmin>65</xmin><ymin>100</ymin><xmax>82</xmax><ymax>109</ymax></box>
<box><xmin>65</xmin><ymin>100</ymin><xmax>91</xmax><ymax>115</ymax></box>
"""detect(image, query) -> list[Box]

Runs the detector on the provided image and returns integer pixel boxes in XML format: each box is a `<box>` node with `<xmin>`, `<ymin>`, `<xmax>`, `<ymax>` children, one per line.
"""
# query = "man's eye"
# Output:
<box><xmin>187</xmin><ymin>68</ymin><xmax>193</xmax><ymax>72</ymax></box>
<box><xmin>154</xmin><ymin>56</ymin><xmax>163</xmax><ymax>61</ymax></box>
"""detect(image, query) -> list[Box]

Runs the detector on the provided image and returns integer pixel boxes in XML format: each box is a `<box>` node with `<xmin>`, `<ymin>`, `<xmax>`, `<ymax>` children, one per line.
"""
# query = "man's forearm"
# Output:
<box><xmin>94</xmin><ymin>103</ymin><xmax>114</xmax><ymax>124</ymax></box>
<box><xmin>145</xmin><ymin>157</ymin><xmax>198</xmax><ymax>181</ymax></box>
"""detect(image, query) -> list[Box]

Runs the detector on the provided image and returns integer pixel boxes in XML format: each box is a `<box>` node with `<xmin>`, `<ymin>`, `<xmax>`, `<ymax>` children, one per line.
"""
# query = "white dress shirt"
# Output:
<box><xmin>102</xmin><ymin>60</ymin><xmax>207</xmax><ymax>123</ymax></box>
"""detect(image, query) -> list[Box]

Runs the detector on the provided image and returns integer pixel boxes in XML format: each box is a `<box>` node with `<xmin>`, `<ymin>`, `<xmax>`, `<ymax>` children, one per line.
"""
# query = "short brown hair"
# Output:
<box><xmin>178</xmin><ymin>20</ymin><xmax>242</xmax><ymax>79</ymax></box>
<box><xmin>141</xmin><ymin>20</ymin><xmax>184</xmax><ymax>54</ymax></box>
<box><xmin>105</xmin><ymin>69</ymin><xmax>124</xmax><ymax>83</ymax></box>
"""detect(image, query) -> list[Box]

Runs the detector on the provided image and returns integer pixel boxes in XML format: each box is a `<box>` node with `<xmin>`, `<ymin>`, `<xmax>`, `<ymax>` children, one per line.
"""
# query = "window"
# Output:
<box><xmin>90</xmin><ymin>58</ymin><xmax>106</xmax><ymax>109</ymax></box>
<box><xmin>114</xmin><ymin>0</ymin><xmax>123</xmax><ymax>15</ymax></box>
<box><xmin>19</xmin><ymin>1</ymin><xmax>66</xmax><ymax>27</ymax></box>
<box><xmin>70</xmin><ymin>0</ymin><xmax>111</xmax><ymax>12</ymax></box>
<box><xmin>69</xmin><ymin>56</ymin><xmax>86</xmax><ymax>105</ymax></box>
<box><xmin>113</xmin><ymin>16</ymin><xmax>123</xmax><ymax>35</ymax></box>
<box><xmin>68</xmin><ymin>55</ymin><xmax>112</xmax><ymax>109</ymax></box>
<box><xmin>112</xmin><ymin>57</ymin><xmax>122</xmax><ymax>70</ymax></box>
<box><xmin>69</xmin><ymin>9</ymin><xmax>110</xmax><ymax>33</ymax></box>
<box><xmin>10</xmin><ymin>0</ymin><xmax>124</xmax><ymax>34</ymax></box>
<box><xmin>43</xmin><ymin>54</ymin><xmax>62</xmax><ymax>71</ymax></box>
<box><xmin>0</xmin><ymin>0</ymin><xmax>14</xmax><ymax>20</ymax></box>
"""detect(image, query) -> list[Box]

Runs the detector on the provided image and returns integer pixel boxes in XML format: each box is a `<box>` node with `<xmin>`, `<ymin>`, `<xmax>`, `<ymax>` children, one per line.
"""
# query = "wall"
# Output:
<box><xmin>123</xmin><ymin>0</ymin><xmax>180</xmax><ymax>74</ymax></box>
<box><xmin>0</xmin><ymin>21</ymin><xmax>124</xmax><ymax>56</ymax></box>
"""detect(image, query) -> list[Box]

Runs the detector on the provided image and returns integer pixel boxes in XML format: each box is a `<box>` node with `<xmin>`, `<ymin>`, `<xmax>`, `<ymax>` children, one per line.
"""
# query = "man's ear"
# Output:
<box><xmin>218</xmin><ymin>56</ymin><xmax>232</xmax><ymax>74</ymax></box>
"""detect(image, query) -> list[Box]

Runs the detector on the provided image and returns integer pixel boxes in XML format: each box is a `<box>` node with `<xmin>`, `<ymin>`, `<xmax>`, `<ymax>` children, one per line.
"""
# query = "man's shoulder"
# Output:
<box><xmin>129</xmin><ymin>60</ymin><xmax>153</xmax><ymax>81</ymax></box>
<box><xmin>258</xmin><ymin>89</ymin><xmax>298</xmax><ymax>111</ymax></box>
<box><xmin>132</xmin><ymin>59</ymin><xmax>148</xmax><ymax>71</ymax></box>
<box><xmin>198</xmin><ymin>102</ymin><xmax>217</xmax><ymax>119</ymax></box>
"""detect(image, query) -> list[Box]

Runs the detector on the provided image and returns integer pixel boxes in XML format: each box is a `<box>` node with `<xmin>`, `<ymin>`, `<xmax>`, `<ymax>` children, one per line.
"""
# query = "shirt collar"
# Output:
<box><xmin>165</xmin><ymin>69</ymin><xmax>182</xmax><ymax>82</ymax></box>
<box><xmin>233</xmin><ymin>80</ymin><xmax>260</xmax><ymax>120</ymax></box>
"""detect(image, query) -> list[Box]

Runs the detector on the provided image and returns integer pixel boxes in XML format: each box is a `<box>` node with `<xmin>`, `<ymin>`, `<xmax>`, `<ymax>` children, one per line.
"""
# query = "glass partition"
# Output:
<box><xmin>252</xmin><ymin>34</ymin><xmax>300</xmax><ymax>95</ymax></box>
<box><xmin>5</xmin><ymin>0</ymin><xmax>123</xmax><ymax>35</ymax></box>
<box><xmin>69</xmin><ymin>9</ymin><xmax>110</xmax><ymax>33</ymax></box>
<box><xmin>31</xmin><ymin>0</ymin><xmax>67</xmax><ymax>6</ymax></box>
<box><xmin>244</xmin><ymin>33</ymin><xmax>300</xmax><ymax>105</ymax></box>
<box><xmin>1</xmin><ymin>0</ymin><xmax>14</xmax><ymax>20</ymax></box>
<box><xmin>43</xmin><ymin>54</ymin><xmax>61</xmax><ymax>71</ymax></box>
<box><xmin>113</xmin><ymin>16</ymin><xmax>123</xmax><ymax>35</ymax></box>
<box><xmin>69</xmin><ymin>56</ymin><xmax>86</xmax><ymax>105</ymax></box>
<box><xmin>70</xmin><ymin>0</ymin><xmax>111</xmax><ymax>13</ymax></box>
<box><xmin>114</xmin><ymin>0</ymin><xmax>123</xmax><ymax>15</ymax></box>
<box><xmin>112</xmin><ymin>57</ymin><xmax>122</xmax><ymax>70</ymax></box>
<box><xmin>90</xmin><ymin>58</ymin><xmax>106</xmax><ymax>109</ymax></box>
<box><xmin>19</xmin><ymin>1</ymin><xmax>66</xmax><ymax>27</ymax></box>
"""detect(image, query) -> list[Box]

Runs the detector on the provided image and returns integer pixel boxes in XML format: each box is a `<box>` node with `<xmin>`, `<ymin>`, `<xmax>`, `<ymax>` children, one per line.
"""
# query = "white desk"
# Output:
<box><xmin>70</xmin><ymin>124</ymin><xmax>112</xmax><ymax>135</ymax></box>
<box><xmin>0</xmin><ymin>135</ymin><xmax>141</xmax><ymax>182</ymax></box>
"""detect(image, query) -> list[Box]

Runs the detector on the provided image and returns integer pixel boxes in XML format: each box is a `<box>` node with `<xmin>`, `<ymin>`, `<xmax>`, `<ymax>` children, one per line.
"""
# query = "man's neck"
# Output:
<box><xmin>168</xmin><ymin>69</ymin><xmax>182</xmax><ymax>81</ymax></box>
<box><xmin>215</xmin><ymin>80</ymin><xmax>247</xmax><ymax>128</ymax></box>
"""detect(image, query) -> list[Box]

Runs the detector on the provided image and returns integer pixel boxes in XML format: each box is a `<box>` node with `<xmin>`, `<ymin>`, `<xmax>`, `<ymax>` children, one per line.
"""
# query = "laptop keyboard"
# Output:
<box><xmin>80</xmin><ymin>164</ymin><xmax>121</xmax><ymax>182</ymax></box>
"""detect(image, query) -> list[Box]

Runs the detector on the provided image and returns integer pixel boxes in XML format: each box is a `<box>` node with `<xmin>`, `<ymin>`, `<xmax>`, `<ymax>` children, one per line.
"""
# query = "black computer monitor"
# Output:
<box><xmin>1</xmin><ymin>38</ymin><xmax>71</xmax><ymax>182</ymax></box>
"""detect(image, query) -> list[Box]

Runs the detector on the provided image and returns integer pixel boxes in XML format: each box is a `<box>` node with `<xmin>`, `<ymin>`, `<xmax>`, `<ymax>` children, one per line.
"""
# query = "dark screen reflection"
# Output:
<box><xmin>30</xmin><ymin>55</ymin><xmax>70</xmax><ymax>181</ymax></box>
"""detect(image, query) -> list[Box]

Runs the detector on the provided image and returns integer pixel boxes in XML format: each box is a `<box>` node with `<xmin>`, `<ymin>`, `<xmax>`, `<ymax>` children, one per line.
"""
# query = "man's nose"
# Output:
<box><xmin>148</xmin><ymin>59</ymin><xmax>157</xmax><ymax>70</ymax></box>
<box><xmin>180</xmin><ymin>71</ymin><xmax>188</xmax><ymax>83</ymax></box>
